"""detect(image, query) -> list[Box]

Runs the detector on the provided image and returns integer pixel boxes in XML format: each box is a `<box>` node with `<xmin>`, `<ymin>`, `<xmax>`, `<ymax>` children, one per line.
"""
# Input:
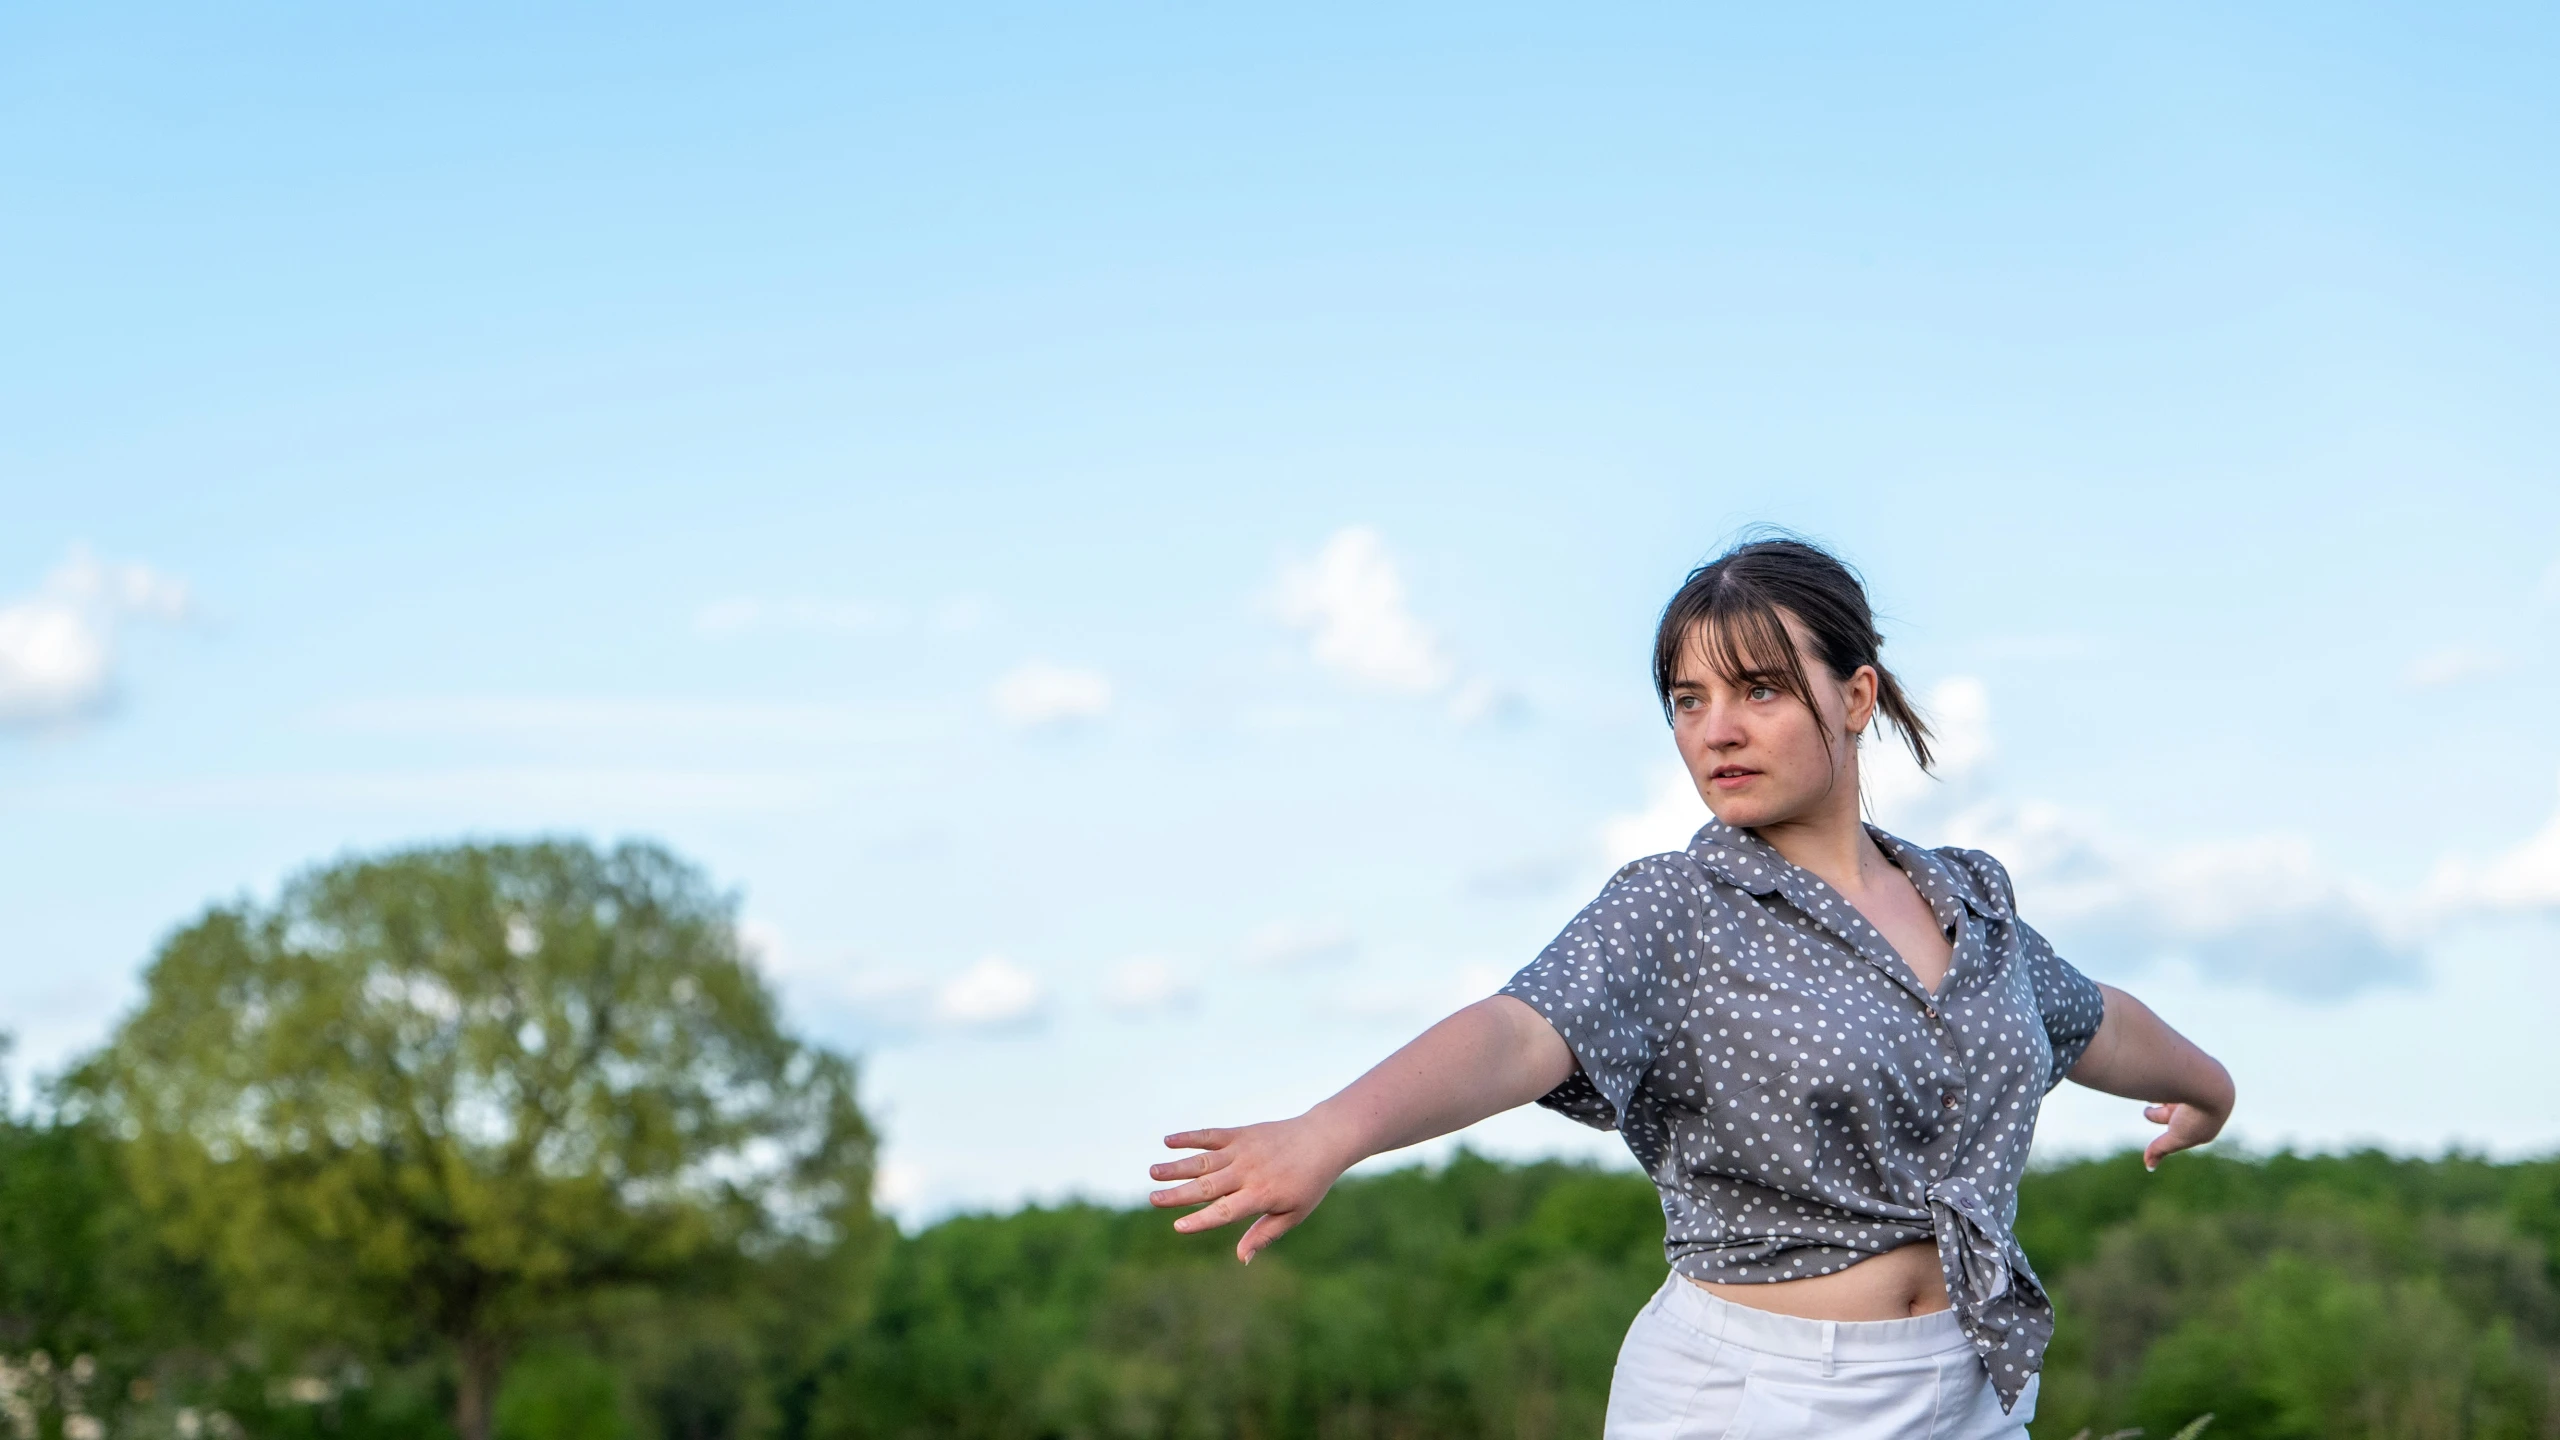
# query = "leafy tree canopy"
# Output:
<box><xmin>71</xmin><ymin>839</ymin><xmax>875</xmax><ymax>1440</ymax></box>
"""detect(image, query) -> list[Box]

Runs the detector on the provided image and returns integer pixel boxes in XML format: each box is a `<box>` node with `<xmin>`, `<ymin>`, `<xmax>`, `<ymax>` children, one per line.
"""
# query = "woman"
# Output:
<box><xmin>1148</xmin><ymin>537</ymin><xmax>2234</xmax><ymax>1435</ymax></box>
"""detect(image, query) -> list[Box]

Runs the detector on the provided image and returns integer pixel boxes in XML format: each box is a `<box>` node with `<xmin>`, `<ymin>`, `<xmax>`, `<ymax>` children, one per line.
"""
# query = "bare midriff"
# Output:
<box><xmin>1687</xmin><ymin>1239</ymin><xmax>1951</xmax><ymax>1321</ymax></box>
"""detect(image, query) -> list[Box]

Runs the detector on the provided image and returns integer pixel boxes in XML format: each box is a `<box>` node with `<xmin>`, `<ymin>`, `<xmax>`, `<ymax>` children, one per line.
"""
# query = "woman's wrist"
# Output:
<box><xmin>2184</xmin><ymin>1056</ymin><xmax>2235</xmax><ymax>1120</ymax></box>
<box><xmin>1294</xmin><ymin>1099</ymin><xmax>1378</xmax><ymax>1182</ymax></box>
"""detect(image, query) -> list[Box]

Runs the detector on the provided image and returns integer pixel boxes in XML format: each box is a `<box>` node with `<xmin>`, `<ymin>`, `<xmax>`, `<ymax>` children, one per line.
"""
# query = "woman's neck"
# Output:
<box><xmin>1748</xmin><ymin>780</ymin><xmax>1879</xmax><ymax>896</ymax></box>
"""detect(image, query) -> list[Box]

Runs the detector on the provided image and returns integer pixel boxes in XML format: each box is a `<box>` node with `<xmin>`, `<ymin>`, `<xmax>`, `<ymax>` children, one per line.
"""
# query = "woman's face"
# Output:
<box><xmin>1667</xmin><ymin>612</ymin><xmax>1877</xmax><ymax>831</ymax></box>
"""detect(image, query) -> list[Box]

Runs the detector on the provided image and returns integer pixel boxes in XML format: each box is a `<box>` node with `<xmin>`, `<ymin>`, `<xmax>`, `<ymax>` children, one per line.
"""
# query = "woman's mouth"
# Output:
<box><xmin>1708</xmin><ymin>765</ymin><xmax>1758</xmax><ymax>789</ymax></box>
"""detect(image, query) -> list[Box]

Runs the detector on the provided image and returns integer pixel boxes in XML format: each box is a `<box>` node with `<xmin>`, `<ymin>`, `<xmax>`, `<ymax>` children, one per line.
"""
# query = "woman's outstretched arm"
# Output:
<box><xmin>2066</xmin><ymin>983</ymin><xmax>2236</xmax><ymax>1171</ymax></box>
<box><xmin>1148</xmin><ymin>994</ymin><xmax>1576</xmax><ymax>1263</ymax></box>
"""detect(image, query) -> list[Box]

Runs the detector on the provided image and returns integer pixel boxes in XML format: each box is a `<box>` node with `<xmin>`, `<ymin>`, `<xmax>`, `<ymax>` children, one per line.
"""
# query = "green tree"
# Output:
<box><xmin>72</xmin><ymin>839</ymin><xmax>877</xmax><ymax>1440</ymax></box>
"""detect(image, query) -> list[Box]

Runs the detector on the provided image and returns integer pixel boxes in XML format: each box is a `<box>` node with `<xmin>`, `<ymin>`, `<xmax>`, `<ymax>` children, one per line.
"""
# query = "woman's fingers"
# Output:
<box><xmin>1151</xmin><ymin>1120</ymin><xmax>1322</xmax><ymax>1262</ymax></box>
<box><xmin>2139</xmin><ymin>1101</ymin><xmax>2224</xmax><ymax>1170</ymax></box>
<box><xmin>1172</xmin><ymin>1189</ymin><xmax>1255</xmax><ymax>1234</ymax></box>
<box><xmin>1236</xmin><ymin>1207</ymin><xmax>1304</xmax><ymax>1264</ymax></box>
<box><xmin>1148</xmin><ymin>1149</ymin><xmax>1234</xmax><ymax>1182</ymax></box>
<box><xmin>1148</xmin><ymin>1166</ymin><xmax>1244</xmax><ymax>1211</ymax></box>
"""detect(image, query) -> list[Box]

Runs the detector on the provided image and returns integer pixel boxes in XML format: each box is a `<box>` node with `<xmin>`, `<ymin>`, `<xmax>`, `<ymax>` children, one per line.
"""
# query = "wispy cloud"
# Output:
<box><xmin>2425</xmin><ymin>769</ymin><xmax>2560</xmax><ymax>913</ymax></box>
<box><xmin>0</xmin><ymin>546</ymin><xmax>192</xmax><ymax>733</ymax></box>
<box><xmin>933</xmin><ymin>955</ymin><xmax>1049</xmax><ymax>1031</ymax></box>
<box><xmin>989</xmin><ymin>662</ymin><xmax>1113</xmax><ymax>729</ymax></box>
<box><xmin>1273</xmin><ymin>527</ymin><xmax>1454</xmax><ymax>694</ymax></box>
<box><xmin>1270</xmin><ymin>526</ymin><xmax>1517</xmax><ymax>722</ymax></box>
<box><xmin>1241</xmin><ymin>921</ymin><xmax>1357</xmax><ymax>969</ymax></box>
<box><xmin>740</xmin><ymin>927</ymin><xmax>1055</xmax><ymax>1042</ymax></box>
<box><xmin>1101</xmin><ymin>957</ymin><xmax>1200</xmax><ymax>1017</ymax></box>
<box><xmin>2403</xmin><ymin>647</ymin><xmax>2508</xmax><ymax>689</ymax></box>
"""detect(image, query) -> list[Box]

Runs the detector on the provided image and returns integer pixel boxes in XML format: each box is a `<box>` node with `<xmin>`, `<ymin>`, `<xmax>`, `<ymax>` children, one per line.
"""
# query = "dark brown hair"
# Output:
<box><xmin>1650</xmin><ymin>534</ymin><xmax>1934</xmax><ymax>771</ymax></box>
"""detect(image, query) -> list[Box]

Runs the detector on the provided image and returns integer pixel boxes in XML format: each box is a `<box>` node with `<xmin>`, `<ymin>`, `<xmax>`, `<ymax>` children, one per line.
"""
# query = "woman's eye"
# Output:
<box><xmin>1747</xmin><ymin>684</ymin><xmax>1777</xmax><ymax>702</ymax></box>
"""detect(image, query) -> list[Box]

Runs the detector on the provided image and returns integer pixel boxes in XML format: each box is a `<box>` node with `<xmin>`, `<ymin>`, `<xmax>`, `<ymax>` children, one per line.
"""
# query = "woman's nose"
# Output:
<box><xmin>1697</xmin><ymin>700</ymin><xmax>1746</xmax><ymax>747</ymax></box>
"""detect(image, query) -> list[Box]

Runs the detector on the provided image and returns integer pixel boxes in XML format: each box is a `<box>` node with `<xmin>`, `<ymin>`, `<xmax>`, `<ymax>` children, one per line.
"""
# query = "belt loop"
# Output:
<box><xmin>1820</xmin><ymin>1320</ymin><xmax>1837</xmax><ymax>1377</ymax></box>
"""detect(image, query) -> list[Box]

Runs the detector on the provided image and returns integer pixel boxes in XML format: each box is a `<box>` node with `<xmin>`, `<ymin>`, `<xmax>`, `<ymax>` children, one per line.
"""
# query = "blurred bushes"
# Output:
<box><xmin>6</xmin><ymin>1062</ymin><xmax>2556</xmax><ymax>1437</ymax></box>
<box><xmin>2027</xmin><ymin>1151</ymin><xmax>2560</xmax><ymax>1438</ymax></box>
<box><xmin>813</xmin><ymin>1148</ymin><xmax>2560</xmax><ymax>1440</ymax></box>
<box><xmin>11</xmin><ymin>1120</ymin><xmax>2549</xmax><ymax>1438</ymax></box>
<box><xmin>816</xmin><ymin>1154</ymin><xmax>1665</xmax><ymax>1440</ymax></box>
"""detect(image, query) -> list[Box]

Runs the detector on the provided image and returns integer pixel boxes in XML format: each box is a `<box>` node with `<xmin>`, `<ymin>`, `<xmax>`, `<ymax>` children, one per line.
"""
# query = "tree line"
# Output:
<box><xmin>2</xmin><ymin>838</ymin><xmax>2554</xmax><ymax>1439</ymax></box>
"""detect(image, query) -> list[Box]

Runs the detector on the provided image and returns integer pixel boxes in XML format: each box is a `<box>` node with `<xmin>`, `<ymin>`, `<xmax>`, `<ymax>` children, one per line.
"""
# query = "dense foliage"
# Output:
<box><xmin>6</xmin><ymin>1120</ymin><xmax>2554</xmax><ymax>1439</ymax></box>
<box><xmin>828</xmin><ymin>1148</ymin><xmax>2560</xmax><ymax>1440</ymax></box>
<box><xmin>6</xmin><ymin>838</ymin><xmax>2553</xmax><ymax>1438</ymax></box>
<box><xmin>41</xmin><ymin>840</ymin><xmax>876</xmax><ymax>1440</ymax></box>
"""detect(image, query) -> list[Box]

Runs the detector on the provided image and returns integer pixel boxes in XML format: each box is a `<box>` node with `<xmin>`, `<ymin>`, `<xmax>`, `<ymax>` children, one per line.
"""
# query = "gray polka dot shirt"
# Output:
<box><xmin>1499</xmin><ymin>817</ymin><xmax>2107</xmax><ymax>1413</ymax></box>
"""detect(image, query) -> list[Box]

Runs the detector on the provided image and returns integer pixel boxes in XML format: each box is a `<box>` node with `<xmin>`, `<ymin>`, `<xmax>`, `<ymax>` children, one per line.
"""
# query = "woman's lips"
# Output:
<box><xmin>1709</xmin><ymin>768</ymin><xmax>1758</xmax><ymax>789</ymax></box>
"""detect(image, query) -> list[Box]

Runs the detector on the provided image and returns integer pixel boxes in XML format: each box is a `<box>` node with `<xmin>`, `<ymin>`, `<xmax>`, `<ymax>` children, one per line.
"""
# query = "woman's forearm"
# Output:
<box><xmin>1302</xmin><ymin>995</ymin><xmax>1577</xmax><ymax>1168</ymax></box>
<box><xmin>2067</xmin><ymin>983</ymin><xmax>2234</xmax><ymax>1113</ymax></box>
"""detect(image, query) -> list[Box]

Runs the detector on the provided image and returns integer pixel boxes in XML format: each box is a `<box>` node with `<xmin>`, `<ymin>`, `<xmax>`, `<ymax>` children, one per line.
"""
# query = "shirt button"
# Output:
<box><xmin>1940</xmin><ymin>1089</ymin><xmax>1961</xmax><ymax>1111</ymax></box>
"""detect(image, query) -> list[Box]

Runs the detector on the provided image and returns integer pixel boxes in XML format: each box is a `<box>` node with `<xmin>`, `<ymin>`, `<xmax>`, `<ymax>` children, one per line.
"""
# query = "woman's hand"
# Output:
<box><xmin>1148</xmin><ymin>997</ymin><xmax>1578</xmax><ymax>1264</ymax></box>
<box><xmin>2140</xmin><ymin>1098</ymin><xmax>2227</xmax><ymax>1172</ymax></box>
<box><xmin>2068</xmin><ymin>983</ymin><xmax>2236</xmax><ymax>1172</ymax></box>
<box><xmin>1149</xmin><ymin>1118</ymin><xmax>1353</xmax><ymax>1264</ymax></box>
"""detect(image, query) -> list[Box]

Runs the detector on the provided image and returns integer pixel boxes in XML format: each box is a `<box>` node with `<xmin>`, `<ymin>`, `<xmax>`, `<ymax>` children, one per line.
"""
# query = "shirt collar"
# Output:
<box><xmin>1688</xmin><ymin>817</ymin><xmax>2005</xmax><ymax>921</ymax></box>
<box><xmin>1681</xmin><ymin>816</ymin><xmax>1790</xmax><ymax>894</ymax></box>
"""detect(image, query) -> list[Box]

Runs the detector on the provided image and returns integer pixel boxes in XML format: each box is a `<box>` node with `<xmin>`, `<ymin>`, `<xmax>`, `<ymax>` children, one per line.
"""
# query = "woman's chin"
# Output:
<box><xmin>1704</xmin><ymin>791</ymin><xmax>1805</xmax><ymax>831</ymax></box>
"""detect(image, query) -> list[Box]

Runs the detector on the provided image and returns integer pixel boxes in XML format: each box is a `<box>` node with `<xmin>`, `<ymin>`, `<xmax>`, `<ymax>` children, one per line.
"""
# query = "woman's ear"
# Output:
<box><xmin>1845</xmin><ymin>664</ymin><xmax>1881</xmax><ymax>736</ymax></box>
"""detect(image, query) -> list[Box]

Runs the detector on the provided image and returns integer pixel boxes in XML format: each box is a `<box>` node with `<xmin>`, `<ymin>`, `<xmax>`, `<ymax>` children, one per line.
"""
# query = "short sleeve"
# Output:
<box><xmin>1497</xmin><ymin>858</ymin><xmax>1684</xmax><ymax>1132</ymax></box>
<box><xmin>2018</xmin><ymin>917</ymin><xmax>2106</xmax><ymax>1092</ymax></box>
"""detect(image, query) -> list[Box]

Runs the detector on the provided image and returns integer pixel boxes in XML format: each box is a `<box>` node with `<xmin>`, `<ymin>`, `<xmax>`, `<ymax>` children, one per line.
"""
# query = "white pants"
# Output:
<box><xmin>1603</xmin><ymin>1273</ymin><xmax>2037</xmax><ymax>1439</ymax></box>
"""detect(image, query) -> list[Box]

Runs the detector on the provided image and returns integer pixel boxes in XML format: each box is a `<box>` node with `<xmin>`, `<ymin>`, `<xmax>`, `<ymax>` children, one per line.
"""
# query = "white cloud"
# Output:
<box><xmin>1270</xmin><ymin>526</ymin><xmax>1519</xmax><ymax>725</ymax></box>
<box><xmin>1241</xmin><ymin>921</ymin><xmax>1357</xmax><ymax>969</ymax></box>
<box><xmin>2404</xmin><ymin>647</ymin><xmax>2508</xmax><ymax>689</ymax></box>
<box><xmin>0</xmin><ymin>546</ymin><xmax>192</xmax><ymax>731</ymax></box>
<box><xmin>1101</xmin><ymin>957</ymin><xmax>1200</xmax><ymax>1016</ymax></box>
<box><xmin>2425</xmin><ymin>769</ymin><xmax>2560</xmax><ymax>913</ymax></box>
<box><xmin>989</xmin><ymin>661</ymin><xmax>1113</xmax><ymax>729</ymax></box>
<box><xmin>1862</xmin><ymin>676</ymin><xmax>1994</xmax><ymax>832</ymax></box>
<box><xmin>1273</xmin><ymin>527</ymin><xmax>1454</xmax><ymax>695</ymax></box>
<box><xmin>933</xmin><ymin>955</ymin><xmax>1048</xmax><ymax>1031</ymax></box>
<box><xmin>1598</xmin><ymin>768</ymin><xmax>1709</xmax><ymax>870</ymax></box>
<box><xmin>1592</xmin><ymin>675</ymin><xmax>2420</xmax><ymax>1000</ymax></box>
<box><xmin>732</xmin><ymin>922</ymin><xmax>1065</xmax><ymax>1041</ymax></box>
<box><xmin>1947</xmin><ymin>805</ymin><xmax>2421</xmax><ymax>998</ymax></box>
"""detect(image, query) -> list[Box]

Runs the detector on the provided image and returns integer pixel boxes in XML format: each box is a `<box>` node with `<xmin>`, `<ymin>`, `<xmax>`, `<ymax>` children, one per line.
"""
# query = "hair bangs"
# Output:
<box><xmin>1697</xmin><ymin>589</ymin><xmax>1822</xmax><ymax>720</ymax></box>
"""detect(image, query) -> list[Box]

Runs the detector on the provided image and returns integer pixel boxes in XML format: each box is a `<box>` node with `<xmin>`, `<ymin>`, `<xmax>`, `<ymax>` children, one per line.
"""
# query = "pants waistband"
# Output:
<box><xmin>1652</xmin><ymin>1272</ymin><xmax>1971</xmax><ymax>1363</ymax></box>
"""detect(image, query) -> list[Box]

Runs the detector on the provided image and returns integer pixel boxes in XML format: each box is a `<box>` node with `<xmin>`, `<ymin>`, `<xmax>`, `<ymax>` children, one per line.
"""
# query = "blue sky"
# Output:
<box><xmin>5</xmin><ymin>2</ymin><xmax>2558</xmax><ymax>1220</ymax></box>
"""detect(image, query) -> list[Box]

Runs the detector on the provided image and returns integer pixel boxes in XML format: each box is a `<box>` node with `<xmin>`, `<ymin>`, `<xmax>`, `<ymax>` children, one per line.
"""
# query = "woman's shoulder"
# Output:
<box><xmin>1597</xmin><ymin>850</ymin><xmax>1708</xmax><ymax>896</ymax></box>
<box><xmin>1915</xmin><ymin>840</ymin><xmax>2019</xmax><ymax>918</ymax></box>
<box><xmin>1572</xmin><ymin>849</ymin><xmax>1729</xmax><ymax>922</ymax></box>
